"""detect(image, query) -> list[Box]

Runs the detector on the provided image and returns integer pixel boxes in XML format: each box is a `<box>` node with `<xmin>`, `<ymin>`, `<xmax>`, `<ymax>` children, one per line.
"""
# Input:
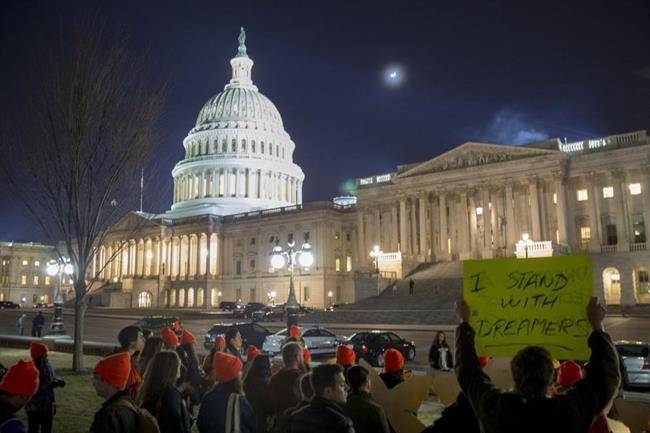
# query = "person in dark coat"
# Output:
<box><xmin>269</xmin><ymin>342</ymin><xmax>304</xmax><ymax>423</ymax></box>
<box><xmin>379</xmin><ymin>349</ymin><xmax>405</xmax><ymax>389</ymax></box>
<box><xmin>31</xmin><ymin>313</ymin><xmax>45</xmax><ymax>337</ymax></box>
<box><xmin>197</xmin><ymin>352</ymin><xmax>255</xmax><ymax>433</ymax></box>
<box><xmin>0</xmin><ymin>360</ymin><xmax>40</xmax><ymax>433</ymax></box>
<box><xmin>287</xmin><ymin>363</ymin><xmax>353</xmax><ymax>433</ymax></box>
<box><xmin>25</xmin><ymin>343</ymin><xmax>65</xmax><ymax>433</ymax></box>
<box><xmin>343</xmin><ymin>365</ymin><xmax>389</xmax><ymax>433</ymax></box>
<box><xmin>429</xmin><ymin>331</ymin><xmax>453</xmax><ymax>370</ymax></box>
<box><xmin>138</xmin><ymin>351</ymin><xmax>192</xmax><ymax>433</ymax></box>
<box><xmin>114</xmin><ymin>325</ymin><xmax>145</xmax><ymax>400</ymax></box>
<box><xmin>89</xmin><ymin>352</ymin><xmax>138</xmax><ymax>433</ymax></box>
<box><xmin>243</xmin><ymin>355</ymin><xmax>274</xmax><ymax>433</ymax></box>
<box><xmin>224</xmin><ymin>328</ymin><xmax>243</xmax><ymax>360</ymax></box>
<box><xmin>177</xmin><ymin>329</ymin><xmax>205</xmax><ymax>414</ymax></box>
<box><xmin>454</xmin><ymin>297</ymin><xmax>620</xmax><ymax>433</ymax></box>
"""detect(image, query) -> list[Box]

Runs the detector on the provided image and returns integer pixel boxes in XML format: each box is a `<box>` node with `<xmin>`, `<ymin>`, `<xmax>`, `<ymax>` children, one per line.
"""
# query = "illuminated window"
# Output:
<box><xmin>639</xmin><ymin>270</ymin><xmax>649</xmax><ymax>283</ymax></box>
<box><xmin>33</xmin><ymin>276</ymin><xmax>39</xmax><ymax>285</ymax></box>
<box><xmin>580</xmin><ymin>227</ymin><xmax>591</xmax><ymax>248</ymax></box>
<box><xmin>602</xmin><ymin>186</ymin><xmax>614</xmax><ymax>198</ymax></box>
<box><xmin>553</xmin><ymin>193</ymin><xmax>557</xmax><ymax>204</ymax></box>
<box><xmin>45</xmin><ymin>276</ymin><xmax>51</xmax><ymax>286</ymax></box>
<box><xmin>346</xmin><ymin>256</ymin><xmax>352</xmax><ymax>272</ymax></box>
<box><xmin>577</xmin><ymin>189</ymin><xmax>588</xmax><ymax>201</ymax></box>
<box><xmin>475</xmin><ymin>207</ymin><xmax>483</xmax><ymax>216</ymax></box>
<box><xmin>629</xmin><ymin>183</ymin><xmax>641</xmax><ymax>195</ymax></box>
<box><xmin>335</xmin><ymin>257</ymin><xmax>341</xmax><ymax>272</ymax></box>
<box><xmin>21</xmin><ymin>275</ymin><xmax>27</xmax><ymax>285</ymax></box>
<box><xmin>34</xmin><ymin>260</ymin><xmax>40</xmax><ymax>267</ymax></box>
<box><xmin>22</xmin><ymin>260</ymin><xmax>28</xmax><ymax>266</ymax></box>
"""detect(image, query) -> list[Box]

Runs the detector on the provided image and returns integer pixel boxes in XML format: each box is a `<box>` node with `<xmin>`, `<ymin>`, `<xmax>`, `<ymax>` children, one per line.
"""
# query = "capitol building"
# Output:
<box><xmin>3</xmin><ymin>30</ymin><xmax>649</xmax><ymax>310</ymax></box>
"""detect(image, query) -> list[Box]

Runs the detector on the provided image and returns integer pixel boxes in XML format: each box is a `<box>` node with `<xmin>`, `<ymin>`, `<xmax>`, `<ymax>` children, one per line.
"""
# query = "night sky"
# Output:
<box><xmin>1</xmin><ymin>0</ymin><xmax>648</xmax><ymax>242</ymax></box>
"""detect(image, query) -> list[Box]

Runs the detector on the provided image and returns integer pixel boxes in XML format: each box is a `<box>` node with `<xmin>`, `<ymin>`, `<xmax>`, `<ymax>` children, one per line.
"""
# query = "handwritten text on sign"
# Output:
<box><xmin>463</xmin><ymin>256</ymin><xmax>593</xmax><ymax>360</ymax></box>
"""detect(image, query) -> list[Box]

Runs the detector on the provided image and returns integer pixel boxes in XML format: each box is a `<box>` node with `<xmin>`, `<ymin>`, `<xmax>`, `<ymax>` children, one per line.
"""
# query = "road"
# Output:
<box><xmin>2</xmin><ymin>309</ymin><xmax>649</xmax><ymax>370</ymax></box>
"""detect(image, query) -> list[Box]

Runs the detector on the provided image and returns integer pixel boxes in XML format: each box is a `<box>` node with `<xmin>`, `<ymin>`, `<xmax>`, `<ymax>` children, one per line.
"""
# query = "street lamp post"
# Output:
<box><xmin>327</xmin><ymin>291</ymin><xmax>333</xmax><ymax>307</ymax></box>
<box><xmin>369</xmin><ymin>245</ymin><xmax>383</xmax><ymax>273</ymax></box>
<box><xmin>46</xmin><ymin>257</ymin><xmax>73</xmax><ymax>336</ymax></box>
<box><xmin>270</xmin><ymin>234</ymin><xmax>314</xmax><ymax>318</ymax></box>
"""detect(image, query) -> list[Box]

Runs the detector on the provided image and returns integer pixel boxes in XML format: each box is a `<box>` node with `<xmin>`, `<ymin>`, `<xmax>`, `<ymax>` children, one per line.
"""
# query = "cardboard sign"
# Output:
<box><xmin>463</xmin><ymin>255</ymin><xmax>593</xmax><ymax>360</ymax></box>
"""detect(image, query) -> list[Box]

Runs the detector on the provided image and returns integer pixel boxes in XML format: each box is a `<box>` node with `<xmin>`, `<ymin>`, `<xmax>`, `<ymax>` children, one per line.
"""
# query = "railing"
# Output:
<box><xmin>515</xmin><ymin>241</ymin><xmax>553</xmax><ymax>258</ymax></box>
<box><xmin>601</xmin><ymin>245</ymin><xmax>617</xmax><ymax>253</ymax></box>
<box><xmin>377</xmin><ymin>252</ymin><xmax>402</xmax><ymax>262</ymax></box>
<box><xmin>559</xmin><ymin>130</ymin><xmax>646</xmax><ymax>154</ymax></box>
<box><xmin>630</xmin><ymin>242</ymin><xmax>646</xmax><ymax>252</ymax></box>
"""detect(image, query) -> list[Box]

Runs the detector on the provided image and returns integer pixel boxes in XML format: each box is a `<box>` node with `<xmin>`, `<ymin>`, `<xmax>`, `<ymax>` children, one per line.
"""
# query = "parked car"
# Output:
<box><xmin>344</xmin><ymin>331</ymin><xmax>416</xmax><ymax>367</ymax></box>
<box><xmin>231</xmin><ymin>303</ymin><xmax>246</xmax><ymax>318</ymax></box>
<box><xmin>33</xmin><ymin>302</ymin><xmax>53</xmax><ymax>308</ymax></box>
<box><xmin>240</xmin><ymin>302</ymin><xmax>267</xmax><ymax>319</ymax></box>
<box><xmin>219</xmin><ymin>301</ymin><xmax>238</xmax><ymax>311</ymax></box>
<box><xmin>0</xmin><ymin>301</ymin><xmax>20</xmax><ymax>309</ymax></box>
<box><xmin>251</xmin><ymin>305</ymin><xmax>285</xmax><ymax>322</ymax></box>
<box><xmin>616</xmin><ymin>340</ymin><xmax>650</xmax><ymax>389</ymax></box>
<box><xmin>263</xmin><ymin>325</ymin><xmax>344</xmax><ymax>356</ymax></box>
<box><xmin>204</xmin><ymin>322</ymin><xmax>272</xmax><ymax>351</ymax></box>
<box><xmin>133</xmin><ymin>316</ymin><xmax>181</xmax><ymax>335</ymax></box>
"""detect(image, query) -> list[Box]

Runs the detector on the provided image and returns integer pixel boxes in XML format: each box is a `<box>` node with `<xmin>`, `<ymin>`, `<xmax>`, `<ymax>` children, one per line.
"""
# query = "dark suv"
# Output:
<box><xmin>219</xmin><ymin>301</ymin><xmax>238</xmax><ymax>311</ymax></box>
<box><xmin>0</xmin><ymin>301</ymin><xmax>20</xmax><ymax>309</ymax></box>
<box><xmin>233</xmin><ymin>302</ymin><xmax>266</xmax><ymax>319</ymax></box>
<box><xmin>345</xmin><ymin>331</ymin><xmax>416</xmax><ymax>367</ymax></box>
<box><xmin>133</xmin><ymin>316</ymin><xmax>181</xmax><ymax>334</ymax></box>
<box><xmin>204</xmin><ymin>322</ymin><xmax>271</xmax><ymax>350</ymax></box>
<box><xmin>251</xmin><ymin>305</ymin><xmax>285</xmax><ymax>322</ymax></box>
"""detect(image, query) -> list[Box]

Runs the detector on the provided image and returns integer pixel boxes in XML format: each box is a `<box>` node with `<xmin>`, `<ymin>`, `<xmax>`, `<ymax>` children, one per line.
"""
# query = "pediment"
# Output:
<box><xmin>396</xmin><ymin>141</ymin><xmax>559</xmax><ymax>178</ymax></box>
<box><xmin>107</xmin><ymin>211</ymin><xmax>161</xmax><ymax>236</ymax></box>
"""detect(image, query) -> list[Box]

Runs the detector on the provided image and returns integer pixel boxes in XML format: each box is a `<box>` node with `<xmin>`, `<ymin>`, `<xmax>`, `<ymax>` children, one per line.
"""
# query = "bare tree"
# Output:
<box><xmin>1</xmin><ymin>19</ymin><xmax>165</xmax><ymax>371</ymax></box>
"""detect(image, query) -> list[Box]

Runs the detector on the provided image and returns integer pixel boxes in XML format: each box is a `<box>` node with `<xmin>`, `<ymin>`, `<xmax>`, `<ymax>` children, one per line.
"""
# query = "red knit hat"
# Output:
<box><xmin>94</xmin><ymin>352</ymin><xmax>131</xmax><ymax>389</ymax></box>
<box><xmin>557</xmin><ymin>360</ymin><xmax>583</xmax><ymax>388</ymax></box>
<box><xmin>180</xmin><ymin>329</ymin><xmax>195</xmax><ymax>345</ymax></box>
<box><xmin>0</xmin><ymin>360</ymin><xmax>39</xmax><ymax>396</ymax></box>
<box><xmin>336</xmin><ymin>345</ymin><xmax>356</xmax><ymax>366</ymax></box>
<box><xmin>303</xmin><ymin>347</ymin><xmax>311</xmax><ymax>363</ymax></box>
<box><xmin>383</xmin><ymin>349</ymin><xmax>404</xmax><ymax>373</ymax></box>
<box><xmin>214</xmin><ymin>335</ymin><xmax>226</xmax><ymax>351</ymax></box>
<box><xmin>214</xmin><ymin>352</ymin><xmax>242</xmax><ymax>383</ymax></box>
<box><xmin>30</xmin><ymin>342</ymin><xmax>48</xmax><ymax>360</ymax></box>
<box><xmin>290</xmin><ymin>325</ymin><xmax>301</xmax><ymax>338</ymax></box>
<box><xmin>478</xmin><ymin>356</ymin><xmax>491</xmax><ymax>369</ymax></box>
<box><xmin>161</xmin><ymin>327</ymin><xmax>179</xmax><ymax>348</ymax></box>
<box><xmin>247</xmin><ymin>345</ymin><xmax>261</xmax><ymax>361</ymax></box>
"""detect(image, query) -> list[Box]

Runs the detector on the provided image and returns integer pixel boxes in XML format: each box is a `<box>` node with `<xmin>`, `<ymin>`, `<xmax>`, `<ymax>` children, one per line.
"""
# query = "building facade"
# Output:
<box><xmin>81</xmin><ymin>31</ymin><xmax>650</xmax><ymax>309</ymax></box>
<box><xmin>0</xmin><ymin>242</ymin><xmax>69</xmax><ymax>305</ymax></box>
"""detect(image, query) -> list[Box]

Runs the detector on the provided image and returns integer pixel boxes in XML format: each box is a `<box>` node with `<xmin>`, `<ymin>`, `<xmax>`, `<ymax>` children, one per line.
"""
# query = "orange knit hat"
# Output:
<box><xmin>478</xmin><ymin>356</ymin><xmax>491</xmax><ymax>369</ymax></box>
<box><xmin>214</xmin><ymin>335</ymin><xmax>226</xmax><ymax>351</ymax></box>
<box><xmin>94</xmin><ymin>352</ymin><xmax>131</xmax><ymax>389</ymax></box>
<box><xmin>214</xmin><ymin>352</ymin><xmax>242</xmax><ymax>383</ymax></box>
<box><xmin>161</xmin><ymin>327</ymin><xmax>179</xmax><ymax>348</ymax></box>
<box><xmin>0</xmin><ymin>360</ymin><xmax>39</xmax><ymax>396</ymax></box>
<box><xmin>336</xmin><ymin>345</ymin><xmax>356</xmax><ymax>366</ymax></box>
<box><xmin>246</xmin><ymin>345</ymin><xmax>261</xmax><ymax>361</ymax></box>
<box><xmin>557</xmin><ymin>360</ymin><xmax>583</xmax><ymax>388</ymax></box>
<box><xmin>383</xmin><ymin>349</ymin><xmax>404</xmax><ymax>373</ymax></box>
<box><xmin>290</xmin><ymin>325</ymin><xmax>301</xmax><ymax>338</ymax></box>
<box><xmin>30</xmin><ymin>342</ymin><xmax>48</xmax><ymax>360</ymax></box>
<box><xmin>180</xmin><ymin>329</ymin><xmax>195</xmax><ymax>345</ymax></box>
<box><xmin>303</xmin><ymin>347</ymin><xmax>311</xmax><ymax>363</ymax></box>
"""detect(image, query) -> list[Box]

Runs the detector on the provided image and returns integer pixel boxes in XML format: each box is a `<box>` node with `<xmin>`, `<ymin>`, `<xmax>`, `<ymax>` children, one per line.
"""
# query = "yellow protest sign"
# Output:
<box><xmin>463</xmin><ymin>255</ymin><xmax>593</xmax><ymax>360</ymax></box>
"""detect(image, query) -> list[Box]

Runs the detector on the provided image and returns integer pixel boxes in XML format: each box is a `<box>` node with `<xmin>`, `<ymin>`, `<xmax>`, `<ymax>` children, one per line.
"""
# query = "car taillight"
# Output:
<box><xmin>360</xmin><ymin>344</ymin><xmax>368</xmax><ymax>354</ymax></box>
<box><xmin>643</xmin><ymin>358</ymin><xmax>650</xmax><ymax>370</ymax></box>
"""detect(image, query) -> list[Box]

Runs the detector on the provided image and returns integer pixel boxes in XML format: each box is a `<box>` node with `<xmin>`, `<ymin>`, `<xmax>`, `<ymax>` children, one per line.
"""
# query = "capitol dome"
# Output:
<box><xmin>168</xmin><ymin>28</ymin><xmax>305</xmax><ymax>218</ymax></box>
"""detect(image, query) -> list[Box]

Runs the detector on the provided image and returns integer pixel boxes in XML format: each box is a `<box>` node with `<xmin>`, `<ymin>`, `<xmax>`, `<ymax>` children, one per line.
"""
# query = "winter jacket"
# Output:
<box><xmin>142</xmin><ymin>387</ymin><xmax>192</xmax><ymax>433</ymax></box>
<box><xmin>196</xmin><ymin>384</ymin><xmax>256</xmax><ymax>433</ymax></box>
<box><xmin>25</xmin><ymin>357</ymin><xmax>64</xmax><ymax>414</ymax></box>
<box><xmin>428</xmin><ymin>343</ymin><xmax>454</xmax><ymax>370</ymax></box>
<box><xmin>286</xmin><ymin>396</ymin><xmax>354</xmax><ymax>433</ymax></box>
<box><xmin>455</xmin><ymin>322</ymin><xmax>620</xmax><ymax>433</ymax></box>
<box><xmin>269</xmin><ymin>367</ymin><xmax>302</xmax><ymax>417</ymax></box>
<box><xmin>89</xmin><ymin>390</ymin><xmax>138</xmax><ymax>433</ymax></box>
<box><xmin>421</xmin><ymin>392</ymin><xmax>479</xmax><ymax>433</ymax></box>
<box><xmin>343</xmin><ymin>391</ymin><xmax>390</xmax><ymax>433</ymax></box>
<box><xmin>379</xmin><ymin>371</ymin><xmax>403</xmax><ymax>389</ymax></box>
<box><xmin>0</xmin><ymin>400</ymin><xmax>25</xmax><ymax>433</ymax></box>
<box><xmin>243</xmin><ymin>374</ymin><xmax>274</xmax><ymax>433</ymax></box>
<box><xmin>224</xmin><ymin>345</ymin><xmax>242</xmax><ymax>360</ymax></box>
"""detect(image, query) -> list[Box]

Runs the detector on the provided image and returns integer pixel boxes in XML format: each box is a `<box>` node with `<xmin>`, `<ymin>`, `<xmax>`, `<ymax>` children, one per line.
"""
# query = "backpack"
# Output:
<box><xmin>114</xmin><ymin>399</ymin><xmax>161</xmax><ymax>433</ymax></box>
<box><xmin>225</xmin><ymin>393</ymin><xmax>241</xmax><ymax>433</ymax></box>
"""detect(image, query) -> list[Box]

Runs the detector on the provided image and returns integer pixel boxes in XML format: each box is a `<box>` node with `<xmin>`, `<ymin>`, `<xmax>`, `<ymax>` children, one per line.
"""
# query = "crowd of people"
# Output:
<box><xmin>0</xmin><ymin>296</ymin><xmax>648</xmax><ymax>433</ymax></box>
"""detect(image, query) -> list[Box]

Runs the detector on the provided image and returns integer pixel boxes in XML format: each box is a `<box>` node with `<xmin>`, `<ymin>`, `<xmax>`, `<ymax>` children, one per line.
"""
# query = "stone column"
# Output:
<box><xmin>539</xmin><ymin>180</ymin><xmax>549</xmax><ymax>241</ymax></box>
<box><xmin>482</xmin><ymin>188</ymin><xmax>493</xmax><ymax>258</ymax></box>
<box><xmin>199</xmin><ymin>172</ymin><xmax>205</xmax><ymax>198</ymax></box>
<box><xmin>491</xmin><ymin>188</ymin><xmax>502</xmax><ymax>249</ymax></box>
<box><xmin>459</xmin><ymin>189</ymin><xmax>471</xmax><ymax>259</ymax></box>
<box><xmin>298</xmin><ymin>181</ymin><xmax>303</xmax><ymax>204</ymax></box>
<box><xmin>614</xmin><ymin>170</ymin><xmax>630</xmax><ymax>250</ymax></box>
<box><xmin>555</xmin><ymin>172</ymin><xmax>570</xmax><ymax>247</ymax></box>
<box><xmin>195</xmin><ymin>234</ymin><xmax>202</xmax><ymax>277</ymax></box>
<box><xmin>215</xmin><ymin>235</ymin><xmax>223</xmax><ymax>276</ymax></box>
<box><xmin>438</xmin><ymin>192</ymin><xmax>449</xmax><ymax>258</ymax></box>
<box><xmin>643</xmin><ymin>167</ymin><xmax>650</xmax><ymax>245</ymax></box>
<box><xmin>410</xmin><ymin>199</ymin><xmax>418</xmax><ymax>254</ymax></box>
<box><xmin>374</xmin><ymin>207</ymin><xmax>381</xmax><ymax>247</ymax></box>
<box><xmin>588</xmin><ymin>173</ymin><xmax>603</xmax><ymax>250</ymax></box>
<box><xmin>418</xmin><ymin>195</ymin><xmax>427</xmax><ymax>258</ymax></box>
<box><xmin>223</xmin><ymin>169</ymin><xmax>230</xmax><ymax>197</ymax></box>
<box><xmin>468</xmin><ymin>193</ymin><xmax>478</xmax><ymax>258</ymax></box>
<box><xmin>429</xmin><ymin>193</ymin><xmax>437</xmax><ymax>261</ymax></box>
<box><xmin>399</xmin><ymin>198</ymin><xmax>408</xmax><ymax>254</ymax></box>
<box><xmin>505</xmin><ymin>182</ymin><xmax>518</xmax><ymax>251</ymax></box>
<box><xmin>391</xmin><ymin>204</ymin><xmax>399</xmax><ymax>251</ymax></box>
<box><xmin>529</xmin><ymin>176</ymin><xmax>542</xmax><ymax>241</ymax></box>
<box><xmin>356</xmin><ymin>210</ymin><xmax>365</xmax><ymax>266</ymax></box>
<box><xmin>205</xmin><ymin>235</ymin><xmax>211</xmax><ymax>277</ymax></box>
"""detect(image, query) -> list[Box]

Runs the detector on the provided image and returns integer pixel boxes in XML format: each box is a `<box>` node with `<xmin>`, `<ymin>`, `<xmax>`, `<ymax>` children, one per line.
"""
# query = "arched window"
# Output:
<box><xmin>251</xmin><ymin>140</ymin><xmax>256</xmax><ymax>153</ymax></box>
<box><xmin>138</xmin><ymin>291</ymin><xmax>152</xmax><ymax>308</ymax></box>
<box><xmin>222</xmin><ymin>140</ymin><xmax>227</xmax><ymax>153</ymax></box>
<box><xmin>187</xmin><ymin>288</ymin><xmax>195</xmax><ymax>307</ymax></box>
<box><xmin>178</xmin><ymin>288</ymin><xmax>186</xmax><ymax>307</ymax></box>
<box><xmin>232</xmin><ymin>139</ymin><xmax>237</xmax><ymax>152</ymax></box>
<box><xmin>261</xmin><ymin>142</ymin><xmax>265</xmax><ymax>154</ymax></box>
<box><xmin>197</xmin><ymin>288</ymin><xmax>204</xmax><ymax>307</ymax></box>
<box><xmin>242</xmin><ymin>139</ymin><xmax>247</xmax><ymax>152</ymax></box>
